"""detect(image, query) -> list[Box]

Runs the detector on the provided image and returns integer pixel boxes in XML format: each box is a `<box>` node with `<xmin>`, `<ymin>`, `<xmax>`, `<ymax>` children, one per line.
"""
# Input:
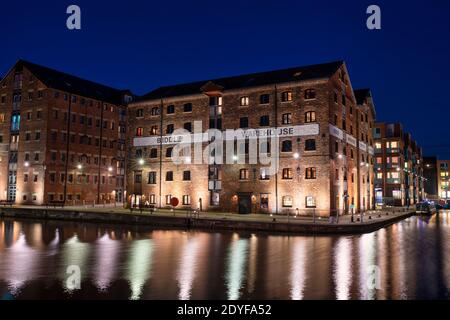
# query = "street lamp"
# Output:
<box><xmin>293</xmin><ymin>152</ymin><xmax>299</xmax><ymax>159</ymax></box>
<box><xmin>138</xmin><ymin>158</ymin><xmax>145</xmax><ymax>165</ymax></box>
<box><xmin>24</xmin><ymin>161</ymin><xmax>29</xmax><ymax>167</ymax></box>
<box><xmin>77</xmin><ymin>164</ymin><xmax>83</xmax><ymax>170</ymax></box>
<box><xmin>108</xmin><ymin>166</ymin><xmax>113</xmax><ymax>172</ymax></box>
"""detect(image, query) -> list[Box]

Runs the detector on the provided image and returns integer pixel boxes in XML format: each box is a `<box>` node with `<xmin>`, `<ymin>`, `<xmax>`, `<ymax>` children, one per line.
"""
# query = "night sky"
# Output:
<box><xmin>1</xmin><ymin>0</ymin><xmax>449</xmax><ymax>157</ymax></box>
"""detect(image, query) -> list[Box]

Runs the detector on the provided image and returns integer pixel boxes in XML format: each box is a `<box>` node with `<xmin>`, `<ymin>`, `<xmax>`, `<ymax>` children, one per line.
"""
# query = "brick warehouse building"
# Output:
<box><xmin>0</xmin><ymin>60</ymin><xmax>131</xmax><ymax>205</ymax></box>
<box><xmin>373</xmin><ymin>122</ymin><xmax>425</xmax><ymax>206</ymax></box>
<box><xmin>126</xmin><ymin>61</ymin><xmax>376</xmax><ymax>216</ymax></box>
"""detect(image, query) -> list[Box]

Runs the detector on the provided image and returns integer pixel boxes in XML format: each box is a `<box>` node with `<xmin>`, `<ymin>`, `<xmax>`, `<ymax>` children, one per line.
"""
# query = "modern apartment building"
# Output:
<box><xmin>437</xmin><ymin>159</ymin><xmax>450</xmax><ymax>200</ymax></box>
<box><xmin>0</xmin><ymin>60</ymin><xmax>131</xmax><ymax>205</ymax></box>
<box><xmin>126</xmin><ymin>61</ymin><xmax>376</xmax><ymax>216</ymax></box>
<box><xmin>373</xmin><ymin>122</ymin><xmax>424</xmax><ymax>206</ymax></box>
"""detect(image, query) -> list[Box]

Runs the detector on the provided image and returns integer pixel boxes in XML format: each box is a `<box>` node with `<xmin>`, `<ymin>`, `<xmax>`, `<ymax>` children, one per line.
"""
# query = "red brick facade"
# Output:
<box><xmin>126</xmin><ymin>62</ymin><xmax>376</xmax><ymax>216</ymax></box>
<box><xmin>0</xmin><ymin>60</ymin><xmax>129</xmax><ymax>205</ymax></box>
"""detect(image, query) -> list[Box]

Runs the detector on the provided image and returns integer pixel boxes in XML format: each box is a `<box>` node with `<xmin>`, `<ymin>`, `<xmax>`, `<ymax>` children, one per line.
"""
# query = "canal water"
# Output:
<box><xmin>0</xmin><ymin>212</ymin><xmax>449</xmax><ymax>300</ymax></box>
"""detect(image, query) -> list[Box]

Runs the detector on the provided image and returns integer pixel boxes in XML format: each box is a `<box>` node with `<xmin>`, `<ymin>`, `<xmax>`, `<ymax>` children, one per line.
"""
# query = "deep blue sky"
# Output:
<box><xmin>1</xmin><ymin>0</ymin><xmax>450</xmax><ymax>157</ymax></box>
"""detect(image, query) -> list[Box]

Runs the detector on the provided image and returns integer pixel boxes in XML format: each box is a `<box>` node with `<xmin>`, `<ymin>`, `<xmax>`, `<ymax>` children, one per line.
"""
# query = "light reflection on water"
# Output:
<box><xmin>0</xmin><ymin>212</ymin><xmax>450</xmax><ymax>299</ymax></box>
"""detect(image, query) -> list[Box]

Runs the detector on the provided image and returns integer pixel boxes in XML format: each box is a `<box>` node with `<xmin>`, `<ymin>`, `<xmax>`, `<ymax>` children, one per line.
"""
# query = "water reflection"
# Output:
<box><xmin>333</xmin><ymin>237</ymin><xmax>352</xmax><ymax>300</ymax></box>
<box><xmin>1</xmin><ymin>213</ymin><xmax>450</xmax><ymax>299</ymax></box>
<box><xmin>225</xmin><ymin>234</ymin><xmax>249</xmax><ymax>300</ymax></box>
<box><xmin>60</xmin><ymin>235</ymin><xmax>90</xmax><ymax>292</ymax></box>
<box><xmin>125</xmin><ymin>239</ymin><xmax>153</xmax><ymax>300</ymax></box>
<box><xmin>177</xmin><ymin>236</ymin><xmax>200</xmax><ymax>300</ymax></box>
<box><xmin>290</xmin><ymin>238</ymin><xmax>307</xmax><ymax>300</ymax></box>
<box><xmin>358</xmin><ymin>233</ymin><xmax>377</xmax><ymax>299</ymax></box>
<box><xmin>2</xmin><ymin>233</ymin><xmax>40</xmax><ymax>294</ymax></box>
<box><xmin>93</xmin><ymin>234</ymin><xmax>121</xmax><ymax>291</ymax></box>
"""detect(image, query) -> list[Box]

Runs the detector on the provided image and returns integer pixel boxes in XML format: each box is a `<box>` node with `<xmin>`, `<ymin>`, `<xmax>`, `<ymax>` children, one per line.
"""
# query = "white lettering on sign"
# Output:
<box><xmin>359</xmin><ymin>141</ymin><xmax>367</xmax><ymax>152</ymax></box>
<box><xmin>329</xmin><ymin>124</ymin><xmax>344</xmax><ymax>140</ymax></box>
<box><xmin>134</xmin><ymin>124</ymin><xmax>319</xmax><ymax>147</ymax></box>
<box><xmin>346</xmin><ymin>134</ymin><xmax>357</xmax><ymax>147</ymax></box>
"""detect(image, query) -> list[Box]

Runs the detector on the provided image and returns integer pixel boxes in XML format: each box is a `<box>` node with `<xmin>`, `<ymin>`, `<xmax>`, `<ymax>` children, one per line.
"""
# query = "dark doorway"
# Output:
<box><xmin>238</xmin><ymin>194</ymin><xmax>252</xmax><ymax>214</ymax></box>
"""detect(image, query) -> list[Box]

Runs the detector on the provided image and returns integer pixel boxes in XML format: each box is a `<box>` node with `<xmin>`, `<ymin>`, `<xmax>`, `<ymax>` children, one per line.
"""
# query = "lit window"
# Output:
<box><xmin>281</xmin><ymin>91</ymin><xmax>293</xmax><ymax>102</ymax></box>
<box><xmin>306</xmin><ymin>196</ymin><xmax>316</xmax><ymax>208</ymax></box>
<box><xmin>282</xmin><ymin>196</ymin><xmax>293</xmax><ymax>207</ymax></box>
<box><xmin>389</xmin><ymin>141</ymin><xmax>398</xmax><ymax>148</ymax></box>
<box><xmin>240</xmin><ymin>96</ymin><xmax>249</xmax><ymax>106</ymax></box>
<box><xmin>182</xmin><ymin>195</ymin><xmax>191</xmax><ymax>205</ymax></box>
<box><xmin>305</xmin><ymin>167</ymin><xmax>316</xmax><ymax>179</ymax></box>
<box><xmin>260</xmin><ymin>168</ymin><xmax>270</xmax><ymax>180</ymax></box>
<box><xmin>282</xmin><ymin>168</ymin><xmax>293</xmax><ymax>180</ymax></box>
<box><xmin>304</xmin><ymin>111</ymin><xmax>316</xmax><ymax>123</ymax></box>
<box><xmin>239</xmin><ymin>169</ymin><xmax>249</xmax><ymax>180</ymax></box>
<box><xmin>260</xmin><ymin>194</ymin><xmax>269</xmax><ymax>209</ymax></box>
<box><xmin>136</xmin><ymin>127</ymin><xmax>143</xmax><ymax>136</ymax></box>
<box><xmin>393</xmin><ymin>190</ymin><xmax>402</xmax><ymax>199</ymax></box>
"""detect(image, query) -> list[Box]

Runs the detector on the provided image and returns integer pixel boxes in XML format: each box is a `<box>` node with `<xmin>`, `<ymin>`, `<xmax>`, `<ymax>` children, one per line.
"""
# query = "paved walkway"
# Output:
<box><xmin>12</xmin><ymin>204</ymin><xmax>414</xmax><ymax>226</ymax></box>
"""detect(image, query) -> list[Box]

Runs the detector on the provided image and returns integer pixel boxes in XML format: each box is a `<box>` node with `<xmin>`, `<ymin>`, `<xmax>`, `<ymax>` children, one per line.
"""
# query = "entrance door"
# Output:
<box><xmin>238</xmin><ymin>194</ymin><xmax>252</xmax><ymax>214</ymax></box>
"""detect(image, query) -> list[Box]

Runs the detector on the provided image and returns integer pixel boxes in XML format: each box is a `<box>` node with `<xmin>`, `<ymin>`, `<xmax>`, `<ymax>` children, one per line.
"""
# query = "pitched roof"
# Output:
<box><xmin>138</xmin><ymin>60</ymin><xmax>344</xmax><ymax>101</ymax></box>
<box><xmin>13</xmin><ymin>59</ymin><xmax>130</xmax><ymax>105</ymax></box>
